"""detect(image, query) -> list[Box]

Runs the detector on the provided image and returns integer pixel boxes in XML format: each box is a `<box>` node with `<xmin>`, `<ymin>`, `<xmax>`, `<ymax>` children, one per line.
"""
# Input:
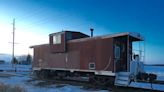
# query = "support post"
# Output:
<box><xmin>127</xmin><ymin>35</ymin><xmax>130</xmax><ymax>72</ymax></box>
<box><xmin>12</xmin><ymin>19</ymin><xmax>15</xmax><ymax>68</ymax></box>
<box><xmin>12</xmin><ymin>18</ymin><xmax>17</xmax><ymax>72</ymax></box>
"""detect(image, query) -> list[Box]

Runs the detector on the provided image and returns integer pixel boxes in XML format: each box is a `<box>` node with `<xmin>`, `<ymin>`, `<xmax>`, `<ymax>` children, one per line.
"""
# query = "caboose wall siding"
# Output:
<box><xmin>67</xmin><ymin>37</ymin><xmax>114</xmax><ymax>72</ymax></box>
<box><xmin>48</xmin><ymin>53</ymin><xmax>66</xmax><ymax>68</ymax></box>
<box><xmin>33</xmin><ymin>45</ymin><xmax>50</xmax><ymax>68</ymax></box>
<box><xmin>66</xmin><ymin>51</ymin><xmax>80</xmax><ymax>69</ymax></box>
<box><xmin>33</xmin><ymin>37</ymin><xmax>114</xmax><ymax>72</ymax></box>
<box><xmin>100</xmin><ymin>38</ymin><xmax>114</xmax><ymax>71</ymax></box>
<box><xmin>33</xmin><ymin>45</ymin><xmax>80</xmax><ymax>69</ymax></box>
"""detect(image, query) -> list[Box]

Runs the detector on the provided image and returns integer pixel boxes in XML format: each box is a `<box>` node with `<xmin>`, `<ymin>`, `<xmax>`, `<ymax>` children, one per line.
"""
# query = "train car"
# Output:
<box><xmin>31</xmin><ymin>30</ymin><xmax>153</xmax><ymax>86</ymax></box>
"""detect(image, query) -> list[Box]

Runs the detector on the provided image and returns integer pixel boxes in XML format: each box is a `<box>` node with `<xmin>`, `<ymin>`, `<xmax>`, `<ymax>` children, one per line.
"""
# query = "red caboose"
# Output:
<box><xmin>31</xmin><ymin>30</ymin><xmax>144</xmax><ymax>85</ymax></box>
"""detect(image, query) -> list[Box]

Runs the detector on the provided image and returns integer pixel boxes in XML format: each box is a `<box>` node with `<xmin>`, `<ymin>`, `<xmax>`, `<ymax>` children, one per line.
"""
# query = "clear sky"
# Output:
<box><xmin>0</xmin><ymin>0</ymin><xmax>164</xmax><ymax>64</ymax></box>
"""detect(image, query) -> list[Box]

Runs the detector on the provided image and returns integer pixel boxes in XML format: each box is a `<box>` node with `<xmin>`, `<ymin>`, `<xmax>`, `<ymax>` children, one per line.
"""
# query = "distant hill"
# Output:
<box><xmin>145</xmin><ymin>64</ymin><xmax>164</xmax><ymax>66</ymax></box>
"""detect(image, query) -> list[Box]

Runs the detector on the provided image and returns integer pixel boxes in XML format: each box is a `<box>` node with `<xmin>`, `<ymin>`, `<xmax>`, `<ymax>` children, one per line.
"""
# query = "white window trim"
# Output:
<box><xmin>53</xmin><ymin>34</ymin><xmax>61</xmax><ymax>44</ymax></box>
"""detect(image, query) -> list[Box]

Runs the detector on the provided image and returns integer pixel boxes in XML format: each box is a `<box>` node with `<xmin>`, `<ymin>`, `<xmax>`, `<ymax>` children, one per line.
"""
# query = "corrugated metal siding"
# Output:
<box><xmin>66</xmin><ymin>51</ymin><xmax>80</xmax><ymax>69</ymax></box>
<box><xmin>48</xmin><ymin>53</ymin><xmax>66</xmax><ymax>68</ymax></box>
<box><xmin>33</xmin><ymin>45</ymin><xmax>80</xmax><ymax>69</ymax></box>
<box><xmin>67</xmin><ymin>37</ymin><xmax>114</xmax><ymax>72</ymax></box>
<box><xmin>33</xmin><ymin>37</ymin><xmax>114</xmax><ymax>72</ymax></box>
<box><xmin>33</xmin><ymin>45</ymin><xmax>50</xmax><ymax>68</ymax></box>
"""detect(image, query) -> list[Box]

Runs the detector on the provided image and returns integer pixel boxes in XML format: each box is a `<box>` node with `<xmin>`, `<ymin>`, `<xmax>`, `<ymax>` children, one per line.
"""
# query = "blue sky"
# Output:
<box><xmin>0</xmin><ymin>0</ymin><xmax>164</xmax><ymax>64</ymax></box>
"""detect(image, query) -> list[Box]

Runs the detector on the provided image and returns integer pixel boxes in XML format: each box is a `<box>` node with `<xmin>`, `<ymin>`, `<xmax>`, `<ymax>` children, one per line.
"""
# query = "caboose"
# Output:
<box><xmin>31</xmin><ymin>30</ymin><xmax>148</xmax><ymax>86</ymax></box>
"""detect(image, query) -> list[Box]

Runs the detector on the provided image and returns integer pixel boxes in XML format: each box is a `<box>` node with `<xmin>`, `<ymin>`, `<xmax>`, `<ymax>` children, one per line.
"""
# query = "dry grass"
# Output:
<box><xmin>0</xmin><ymin>83</ymin><xmax>26</xmax><ymax>92</ymax></box>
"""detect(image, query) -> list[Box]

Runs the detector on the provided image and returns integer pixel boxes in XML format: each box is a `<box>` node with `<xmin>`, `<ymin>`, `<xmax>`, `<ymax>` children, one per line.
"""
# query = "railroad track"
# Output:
<box><xmin>28</xmin><ymin>77</ymin><xmax>162</xmax><ymax>92</ymax></box>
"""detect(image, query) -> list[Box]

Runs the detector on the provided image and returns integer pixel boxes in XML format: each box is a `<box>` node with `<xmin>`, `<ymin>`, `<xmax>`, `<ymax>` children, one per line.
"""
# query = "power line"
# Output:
<box><xmin>15</xmin><ymin>5</ymin><xmax>48</xmax><ymax>21</ymax></box>
<box><xmin>13</xmin><ymin>7</ymin><xmax>88</xmax><ymax>33</ymax></box>
<box><xmin>13</xmin><ymin>6</ymin><xmax>80</xmax><ymax>28</ymax></box>
<box><xmin>15</xmin><ymin>14</ymin><xmax>72</xmax><ymax>31</ymax></box>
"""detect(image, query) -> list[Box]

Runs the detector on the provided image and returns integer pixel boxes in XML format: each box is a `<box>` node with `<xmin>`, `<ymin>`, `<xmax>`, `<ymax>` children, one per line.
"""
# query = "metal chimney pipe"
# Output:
<box><xmin>90</xmin><ymin>28</ymin><xmax>94</xmax><ymax>37</ymax></box>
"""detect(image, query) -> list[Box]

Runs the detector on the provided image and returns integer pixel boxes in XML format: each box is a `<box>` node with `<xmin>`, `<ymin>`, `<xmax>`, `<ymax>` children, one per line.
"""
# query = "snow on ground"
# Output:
<box><xmin>128</xmin><ymin>65</ymin><xmax>164</xmax><ymax>91</ymax></box>
<box><xmin>130</xmin><ymin>82</ymin><xmax>164</xmax><ymax>91</ymax></box>
<box><xmin>144</xmin><ymin>65</ymin><xmax>164</xmax><ymax>81</ymax></box>
<box><xmin>0</xmin><ymin>64</ymin><xmax>164</xmax><ymax>92</ymax></box>
<box><xmin>0</xmin><ymin>64</ymin><xmax>109</xmax><ymax>92</ymax></box>
<box><xmin>0</xmin><ymin>63</ymin><xmax>32</xmax><ymax>72</ymax></box>
<box><xmin>144</xmin><ymin>65</ymin><xmax>164</xmax><ymax>76</ymax></box>
<box><xmin>0</xmin><ymin>75</ymin><xmax>108</xmax><ymax>92</ymax></box>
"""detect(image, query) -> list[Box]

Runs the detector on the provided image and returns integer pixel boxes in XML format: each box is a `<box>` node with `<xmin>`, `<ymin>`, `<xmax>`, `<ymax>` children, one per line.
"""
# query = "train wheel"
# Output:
<box><xmin>38</xmin><ymin>69</ymin><xmax>49</xmax><ymax>79</ymax></box>
<box><xmin>91</xmin><ymin>75</ymin><xmax>111</xmax><ymax>86</ymax></box>
<box><xmin>33</xmin><ymin>70</ymin><xmax>40</xmax><ymax>78</ymax></box>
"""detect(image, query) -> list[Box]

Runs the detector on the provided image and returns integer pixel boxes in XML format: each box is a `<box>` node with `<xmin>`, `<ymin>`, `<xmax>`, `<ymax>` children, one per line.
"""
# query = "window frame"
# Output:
<box><xmin>89</xmin><ymin>62</ymin><xmax>95</xmax><ymax>70</ymax></box>
<box><xmin>53</xmin><ymin>34</ymin><xmax>61</xmax><ymax>44</ymax></box>
<box><xmin>115</xmin><ymin>45</ymin><xmax>121</xmax><ymax>59</ymax></box>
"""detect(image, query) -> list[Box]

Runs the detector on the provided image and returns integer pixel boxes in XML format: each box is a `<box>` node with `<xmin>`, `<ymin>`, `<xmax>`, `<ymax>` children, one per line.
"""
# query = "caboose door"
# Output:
<box><xmin>114</xmin><ymin>45</ymin><xmax>122</xmax><ymax>72</ymax></box>
<box><xmin>114</xmin><ymin>37</ymin><xmax>128</xmax><ymax>72</ymax></box>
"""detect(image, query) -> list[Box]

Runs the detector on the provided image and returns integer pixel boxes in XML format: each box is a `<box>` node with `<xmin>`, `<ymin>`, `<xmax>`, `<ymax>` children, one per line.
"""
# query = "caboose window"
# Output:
<box><xmin>89</xmin><ymin>63</ymin><xmax>95</xmax><ymax>69</ymax></box>
<box><xmin>66</xmin><ymin>32</ymin><xmax>72</xmax><ymax>40</ymax></box>
<box><xmin>115</xmin><ymin>45</ymin><xmax>120</xmax><ymax>59</ymax></box>
<box><xmin>53</xmin><ymin>34</ymin><xmax>61</xmax><ymax>44</ymax></box>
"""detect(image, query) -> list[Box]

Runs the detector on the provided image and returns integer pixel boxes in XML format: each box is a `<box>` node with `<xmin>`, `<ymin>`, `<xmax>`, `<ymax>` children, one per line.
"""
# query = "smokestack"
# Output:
<box><xmin>90</xmin><ymin>28</ymin><xmax>94</xmax><ymax>37</ymax></box>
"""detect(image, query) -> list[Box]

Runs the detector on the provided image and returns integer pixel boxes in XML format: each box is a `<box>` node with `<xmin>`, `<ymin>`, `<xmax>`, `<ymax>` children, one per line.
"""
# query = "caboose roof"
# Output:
<box><xmin>68</xmin><ymin>32</ymin><xmax>144</xmax><ymax>43</ymax></box>
<box><xmin>49</xmin><ymin>30</ymin><xmax>89</xmax><ymax>37</ymax></box>
<box><xmin>102</xmin><ymin>32</ymin><xmax>144</xmax><ymax>41</ymax></box>
<box><xmin>30</xmin><ymin>31</ymin><xmax>144</xmax><ymax>48</ymax></box>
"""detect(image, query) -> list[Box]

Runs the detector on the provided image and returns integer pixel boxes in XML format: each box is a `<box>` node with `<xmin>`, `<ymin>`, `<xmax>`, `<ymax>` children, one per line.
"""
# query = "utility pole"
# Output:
<box><xmin>12</xmin><ymin>19</ymin><xmax>15</xmax><ymax>69</ymax></box>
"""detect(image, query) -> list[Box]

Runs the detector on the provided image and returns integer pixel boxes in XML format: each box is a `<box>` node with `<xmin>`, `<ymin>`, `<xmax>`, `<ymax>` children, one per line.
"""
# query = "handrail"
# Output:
<box><xmin>103</xmin><ymin>56</ymin><xmax>111</xmax><ymax>71</ymax></box>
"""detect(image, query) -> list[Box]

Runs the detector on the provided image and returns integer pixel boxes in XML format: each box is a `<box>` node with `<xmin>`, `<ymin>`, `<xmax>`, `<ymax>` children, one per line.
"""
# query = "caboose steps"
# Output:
<box><xmin>115</xmin><ymin>72</ymin><xmax>130</xmax><ymax>87</ymax></box>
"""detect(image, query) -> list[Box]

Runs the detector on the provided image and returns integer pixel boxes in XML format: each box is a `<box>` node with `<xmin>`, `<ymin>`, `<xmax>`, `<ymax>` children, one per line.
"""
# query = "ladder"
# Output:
<box><xmin>115</xmin><ymin>72</ymin><xmax>131</xmax><ymax>86</ymax></box>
